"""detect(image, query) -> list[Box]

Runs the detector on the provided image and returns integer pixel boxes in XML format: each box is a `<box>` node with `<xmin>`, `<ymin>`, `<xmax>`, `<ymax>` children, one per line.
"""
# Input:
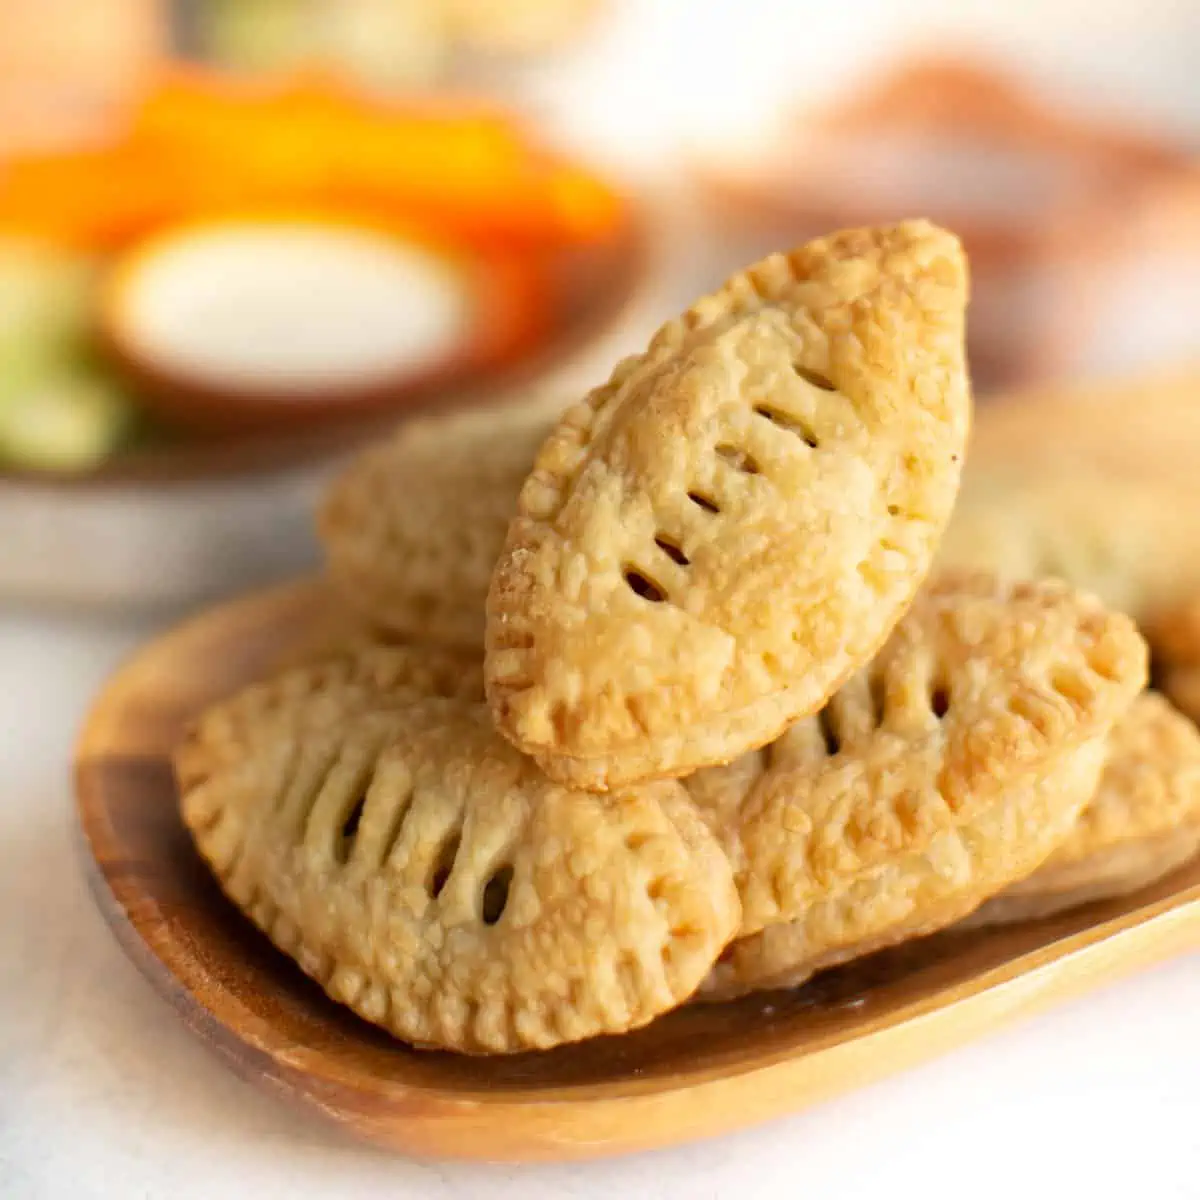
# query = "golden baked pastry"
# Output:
<box><xmin>319</xmin><ymin>402</ymin><xmax>555</xmax><ymax>650</ymax></box>
<box><xmin>176</xmin><ymin>642</ymin><xmax>483</xmax><ymax>788</ymax></box>
<box><xmin>970</xmin><ymin>831</ymin><xmax>1200</xmax><ymax>928</ymax></box>
<box><xmin>178</xmin><ymin>668</ymin><xmax>739</xmax><ymax>1054</ymax></box>
<box><xmin>957</xmin><ymin>369</ymin><xmax>1200</xmax><ymax>485</ymax></box>
<box><xmin>685</xmin><ymin>575</ymin><xmax>1146</xmax><ymax>999</ymax></box>
<box><xmin>938</xmin><ymin>466</ymin><xmax>1200</xmax><ymax>628</ymax></box>
<box><xmin>968</xmin><ymin>692</ymin><xmax>1200</xmax><ymax>926</ymax></box>
<box><xmin>702</xmin><ymin>752</ymin><xmax>1104</xmax><ymax>999</ymax></box>
<box><xmin>938</xmin><ymin>369</ymin><xmax>1200</xmax><ymax>628</ymax></box>
<box><xmin>487</xmin><ymin>221</ymin><xmax>971</xmax><ymax>790</ymax></box>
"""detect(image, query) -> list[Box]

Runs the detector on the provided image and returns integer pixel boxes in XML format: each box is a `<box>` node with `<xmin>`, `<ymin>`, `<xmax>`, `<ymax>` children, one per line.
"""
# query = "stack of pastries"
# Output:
<box><xmin>176</xmin><ymin>221</ymin><xmax>1200</xmax><ymax>1055</ymax></box>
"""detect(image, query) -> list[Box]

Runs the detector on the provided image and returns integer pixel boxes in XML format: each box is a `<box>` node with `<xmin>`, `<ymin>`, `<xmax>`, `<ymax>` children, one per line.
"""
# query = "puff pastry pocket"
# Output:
<box><xmin>320</xmin><ymin>406</ymin><xmax>554</xmax><ymax>650</ymax></box>
<box><xmin>968</xmin><ymin>691</ymin><xmax>1200</xmax><ymax>927</ymax></box>
<box><xmin>178</xmin><ymin>696</ymin><xmax>740</xmax><ymax>1054</ymax></box>
<box><xmin>687</xmin><ymin>575</ymin><xmax>1147</xmax><ymax>998</ymax></box>
<box><xmin>487</xmin><ymin>221</ymin><xmax>971</xmax><ymax>790</ymax></box>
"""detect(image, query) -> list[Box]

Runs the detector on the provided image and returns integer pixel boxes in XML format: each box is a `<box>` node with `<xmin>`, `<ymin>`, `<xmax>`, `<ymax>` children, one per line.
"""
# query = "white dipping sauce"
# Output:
<box><xmin>121</xmin><ymin>221</ymin><xmax>472</xmax><ymax>393</ymax></box>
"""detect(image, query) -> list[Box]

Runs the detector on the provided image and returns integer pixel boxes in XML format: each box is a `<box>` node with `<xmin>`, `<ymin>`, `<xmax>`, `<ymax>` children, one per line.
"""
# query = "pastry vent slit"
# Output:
<box><xmin>869</xmin><ymin>670</ymin><xmax>887</xmax><ymax>728</ymax></box>
<box><xmin>687</xmin><ymin>490</ymin><xmax>721</xmax><ymax>514</ymax></box>
<box><xmin>1009</xmin><ymin>689</ymin><xmax>1052</xmax><ymax>734</ymax></box>
<box><xmin>335</xmin><ymin>791</ymin><xmax>368</xmax><ymax>865</ymax></box>
<box><xmin>624</xmin><ymin>567</ymin><xmax>667</xmax><ymax>604</ymax></box>
<box><xmin>793</xmin><ymin>364</ymin><xmax>835</xmax><ymax>391</ymax></box>
<box><xmin>930</xmin><ymin>682</ymin><xmax>951</xmax><ymax>720</ymax></box>
<box><xmin>715</xmin><ymin>443</ymin><xmax>760</xmax><ymax>475</ymax></box>
<box><xmin>654</xmin><ymin>534</ymin><xmax>690</xmax><ymax>566</ymax></box>
<box><xmin>481</xmin><ymin>864</ymin><xmax>514</xmax><ymax>925</ymax></box>
<box><xmin>818</xmin><ymin>707</ymin><xmax>841</xmax><ymax>756</ymax></box>
<box><xmin>753</xmin><ymin>404</ymin><xmax>818</xmax><ymax>448</ymax></box>
<box><xmin>429</xmin><ymin>830</ymin><xmax>462</xmax><ymax>899</ymax></box>
<box><xmin>1087</xmin><ymin>646</ymin><xmax>1126</xmax><ymax>684</ymax></box>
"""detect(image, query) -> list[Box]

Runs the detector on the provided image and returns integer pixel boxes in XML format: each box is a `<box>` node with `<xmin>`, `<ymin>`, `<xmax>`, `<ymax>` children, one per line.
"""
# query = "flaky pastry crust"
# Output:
<box><xmin>177</xmin><ymin>671</ymin><xmax>739</xmax><ymax>1054</ymax></box>
<box><xmin>487</xmin><ymin>221</ymin><xmax>971</xmax><ymax>789</ymax></box>
<box><xmin>685</xmin><ymin>575</ymin><xmax>1146</xmax><ymax>998</ymax></box>
<box><xmin>938</xmin><ymin>466</ymin><xmax>1200</xmax><ymax>628</ymax></box>
<box><xmin>176</xmin><ymin>643</ymin><xmax>483</xmax><ymax>791</ymax></box>
<box><xmin>938</xmin><ymin>370</ymin><xmax>1200</xmax><ymax>629</ymax></box>
<box><xmin>702</xmin><ymin>747</ymin><xmax>1106</xmax><ymax>999</ymax></box>
<box><xmin>320</xmin><ymin>404</ymin><xmax>555</xmax><ymax>650</ymax></box>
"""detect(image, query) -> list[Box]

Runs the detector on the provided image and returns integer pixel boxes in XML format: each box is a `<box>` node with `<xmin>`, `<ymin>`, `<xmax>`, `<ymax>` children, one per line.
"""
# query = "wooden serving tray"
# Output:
<box><xmin>75</xmin><ymin>580</ymin><xmax>1200</xmax><ymax>1162</ymax></box>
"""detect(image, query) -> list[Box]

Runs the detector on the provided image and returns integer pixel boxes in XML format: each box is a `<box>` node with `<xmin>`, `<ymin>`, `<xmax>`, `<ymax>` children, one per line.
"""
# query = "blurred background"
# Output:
<box><xmin>2</xmin><ymin>0</ymin><xmax>1198</xmax><ymax>609</ymax></box>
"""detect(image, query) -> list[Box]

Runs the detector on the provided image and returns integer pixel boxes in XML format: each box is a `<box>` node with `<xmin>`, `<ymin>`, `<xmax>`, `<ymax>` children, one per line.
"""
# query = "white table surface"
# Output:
<box><xmin>6</xmin><ymin>3</ymin><xmax>1200</xmax><ymax>1193</ymax></box>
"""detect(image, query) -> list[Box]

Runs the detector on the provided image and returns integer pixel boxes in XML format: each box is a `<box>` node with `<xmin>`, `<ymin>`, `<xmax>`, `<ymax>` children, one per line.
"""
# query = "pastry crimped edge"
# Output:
<box><xmin>175</xmin><ymin>642</ymin><xmax>484</xmax><ymax>791</ymax></box>
<box><xmin>487</xmin><ymin>220</ymin><xmax>971</xmax><ymax>790</ymax></box>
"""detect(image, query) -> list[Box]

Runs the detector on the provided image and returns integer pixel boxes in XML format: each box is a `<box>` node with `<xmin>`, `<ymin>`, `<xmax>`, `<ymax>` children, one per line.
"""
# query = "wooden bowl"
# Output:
<box><xmin>1</xmin><ymin>202</ymin><xmax>663</xmax><ymax>609</ymax></box>
<box><xmin>75</xmin><ymin>579</ymin><xmax>1200</xmax><ymax>1161</ymax></box>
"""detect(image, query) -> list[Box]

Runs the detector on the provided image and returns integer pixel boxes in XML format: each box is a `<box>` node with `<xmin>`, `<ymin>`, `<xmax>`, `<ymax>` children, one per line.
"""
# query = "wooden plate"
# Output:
<box><xmin>75</xmin><ymin>580</ymin><xmax>1200</xmax><ymax>1161</ymax></box>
